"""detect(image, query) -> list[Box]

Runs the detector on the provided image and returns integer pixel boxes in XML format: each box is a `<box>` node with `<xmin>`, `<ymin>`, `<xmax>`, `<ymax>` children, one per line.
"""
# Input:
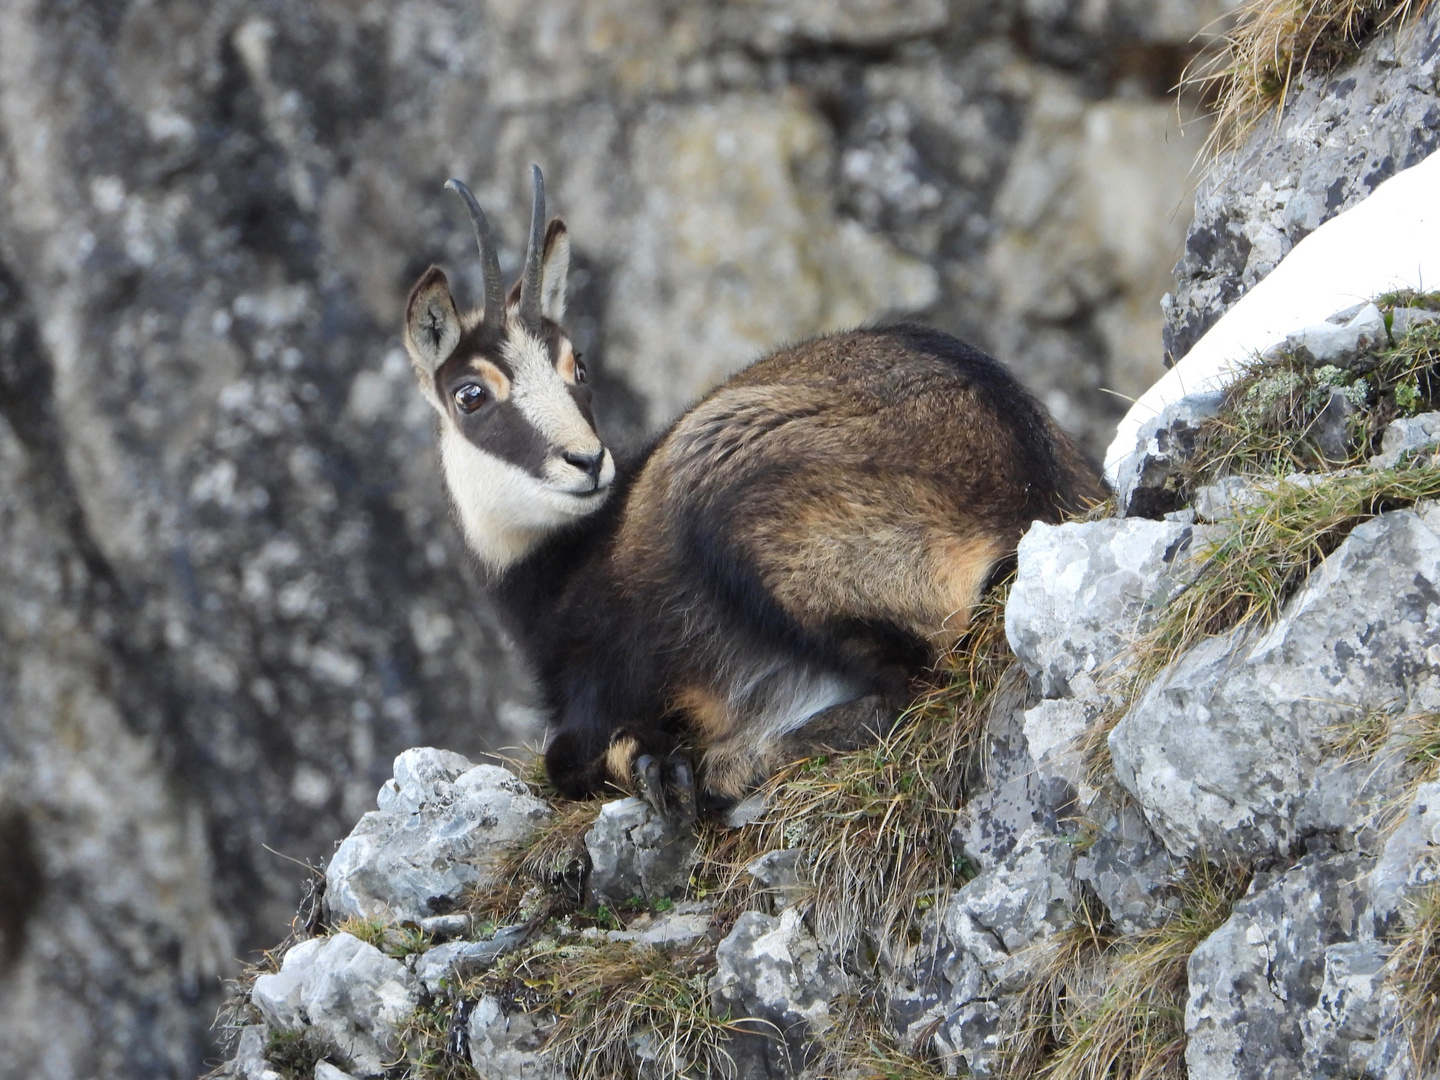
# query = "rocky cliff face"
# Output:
<box><xmin>214</xmin><ymin>7</ymin><xmax>1440</xmax><ymax>1079</ymax></box>
<box><xmin>219</xmin><ymin>298</ymin><xmax>1440</xmax><ymax>1080</ymax></box>
<box><xmin>1162</xmin><ymin>0</ymin><xmax>1440</xmax><ymax>362</ymax></box>
<box><xmin>0</xmin><ymin>2</ymin><xmax>1220</xmax><ymax>1076</ymax></box>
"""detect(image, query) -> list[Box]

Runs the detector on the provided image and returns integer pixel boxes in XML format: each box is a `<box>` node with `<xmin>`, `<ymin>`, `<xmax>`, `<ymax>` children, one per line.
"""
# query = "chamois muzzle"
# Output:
<box><xmin>562</xmin><ymin>448</ymin><xmax>606</xmax><ymax>488</ymax></box>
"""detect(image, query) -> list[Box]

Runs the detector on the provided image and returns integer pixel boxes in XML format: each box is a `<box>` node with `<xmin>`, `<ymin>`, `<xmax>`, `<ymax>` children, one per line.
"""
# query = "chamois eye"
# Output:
<box><xmin>454</xmin><ymin>383</ymin><xmax>487</xmax><ymax>413</ymax></box>
<box><xmin>573</xmin><ymin>353</ymin><xmax>587</xmax><ymax>384</ymax></box>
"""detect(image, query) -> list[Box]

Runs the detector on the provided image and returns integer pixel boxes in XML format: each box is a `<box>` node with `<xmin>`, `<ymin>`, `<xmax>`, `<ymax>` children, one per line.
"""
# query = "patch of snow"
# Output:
<box><xmin>1105</xmin><ymin>147</ymin><xmax>1440</xmax><ymax>485</ymax></box>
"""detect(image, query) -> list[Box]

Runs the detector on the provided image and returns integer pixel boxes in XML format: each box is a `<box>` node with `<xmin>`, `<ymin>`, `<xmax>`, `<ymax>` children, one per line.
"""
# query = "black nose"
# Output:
<box><xmin>563</xmin><ymin>448</ymin><xmax>604</xmax><ymax>485</ymax></box>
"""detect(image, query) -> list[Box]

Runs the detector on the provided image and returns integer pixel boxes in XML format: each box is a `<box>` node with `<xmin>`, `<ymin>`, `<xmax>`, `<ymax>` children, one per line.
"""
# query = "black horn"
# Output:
<box><xmin>444</xmin><ymin>178</ymin><xmax>507</xmax><ymax>328</ymax></box>
<box><xmin>516</xmin><ymin>165</ymin><xmax>546</xmax><ymax>335</ymax></box>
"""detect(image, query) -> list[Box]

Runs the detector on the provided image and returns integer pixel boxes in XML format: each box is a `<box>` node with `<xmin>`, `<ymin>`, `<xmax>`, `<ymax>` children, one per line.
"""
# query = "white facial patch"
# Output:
<box><xmin>439</xmin><ymin>424</ymin><xmax>610</xmax><ymax>570</ymax></box>
<box><xmin>501</xmin><ymin>329</ymin><xmax>606</xmax><ymax>486</ymax></box>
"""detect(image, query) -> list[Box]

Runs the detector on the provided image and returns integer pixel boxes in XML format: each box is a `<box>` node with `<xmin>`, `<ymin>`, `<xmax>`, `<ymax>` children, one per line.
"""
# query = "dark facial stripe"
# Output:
<box><xmin>457</xmin><ymin>398</ymin><xmax>553</xmax><ymax>478</ymax></box>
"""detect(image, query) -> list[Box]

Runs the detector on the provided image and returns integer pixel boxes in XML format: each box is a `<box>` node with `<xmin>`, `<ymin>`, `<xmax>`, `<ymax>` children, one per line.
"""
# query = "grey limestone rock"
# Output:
<box><xmin>717</xmin><ymin>0</ymin><xmax>949</xmax><ymax>52</ymax></box>
<box><xmin>1073</xmin><ymin>791</ymin><xmax>1180</xmax><ymax>934</ymax></box>
<box><xmin>410</xmin><ymin>927</ymin><xmax>530</xmax><ymax>996</ymax></box>
<box><xmin>416</xmin><ymin>914</ymin><xmax>472</xmax><ymax>942</ymax></box>
<box><xmin>315</xmin><ymin>1062</ymin><xmax>361</xmax><ymax>1080</ymax></box>
<box><xmin>1111</xmin><ymin>391</ymin><xmax>1225</xmax><ymax>518</ymax></box>
<box><xmin>1007</xmin><ymin>516</ymin><xmax>1214</xmax><ymax>699</ymax></box>
<box><xmin>710</xmin><ymin>907</ymin><xmax>851</xmax><ymax>1077</ymax></box>
<box><xmin>1284</xmin><ymin>302</ymin><xmax>1389</xmax><ymax>369</ymax></box>
<box><xmin>1021</xmin><ymin>696</ymin><xmax>1098</xmax><ymax>807</ymax></box>
<box><xmin>466</xmin><ymin>996</ymin><xmax>561</xmax><ymax>1080</ymax></box>
<box><xmin>1196</xmin><ymin>471</ymin><xmax>1365</xmax><ymax>522</ymax></box>
<box><xmin>951</xmin><ymin>673</ymin><xmax>1067</xmax><ymax>871</ymax></box>
<box><xmin>945</xmin><ymin>828</ymin><xmax>1079</xmax><ymax>991</ymax></box>
<box><xmin>584</xmin><ymin>797</ymin><xmax>700</xmax><ymax>907</ymax></box>
<box><xmin>1111</xmin><ymin>505</ymin><xmax>1440</xmax><ymax>862</ymax></box>
<box><xmin>582</xmin><ymin>900</ymin><xmax>716</xmax><ymax>950</ymax></box>
<box><xmin>1193</xmin><ymin>474</ymin><xmax>1264</xmax><ymax>522</ymax></box>
<box><xmin>1370</xmin><ymin>779</ymin><xmax>1440</xmax><ymax>927</ymax></box>
<box><xmin>325</xmin><ymin>749</ymin><xmax>551</xmax><ymax>923</ymax></box>
<box><xmin>250</xmin><ymin>932</ymin><xmax>419</xmax><ymax>1078</ymax></box>
<box><xmin>1300</xmin><ymin>940</ymin><xmax>1401</xmax><ymax>1079</ymax></box>
<box><xmin>1185</xmin><ymin>851</ymin><xmax>1372</xmax><ymax>1080</ymax></box>
<box><xmin>1018</xmin><ymin>700</ymin><xmax>1182</xmax><ymax>937</ymax></box>
<box><xmin>1393</xmin><ymin>307</ymin><xmax>1440</xmax><ymax>336</ymax></box>
<box><xmin>890</xmin><ymin>828</ymin><xmax>1078</xmax><ymax>1077</ymax></box>
<box><xmin>226</xmin><ymin>1024</ymin><xmax>282</xmax><ymax>1080</ymax></box>
<box><xmin>1370</xmin><ymin>411</ymin><xmax>1440</xmax><ymax>470</ymax></box>
<box><xmin>745</xmin><ymin>850</ymin><xmax>811</xmax><ymax>912</ymax></box>
<box><xmin>1164</xmin><ymin>3</ymin><xmax>1440</xmax><ymax>361</ymax></box>
<box><xmin>1019</xmin><ymin>0</ymin><xmax>1234</xmax><ymax>66</ymax></box>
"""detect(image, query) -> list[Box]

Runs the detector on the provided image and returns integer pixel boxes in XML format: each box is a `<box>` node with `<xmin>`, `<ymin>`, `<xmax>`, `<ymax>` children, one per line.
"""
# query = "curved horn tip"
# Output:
<box><xmin>446</xmin><ymin>177</ymin><xmax>483</xmax><ymax>202</ymax></box>
<box><xmin>443</xmin><ymin>176</ymin><xmax>506</xmax><ymax>326</ymax></box>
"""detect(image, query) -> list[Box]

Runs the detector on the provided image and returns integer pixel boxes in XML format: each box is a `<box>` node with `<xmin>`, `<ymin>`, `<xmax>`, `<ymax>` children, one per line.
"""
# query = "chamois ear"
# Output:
<box><xmin>540</xmin><ymin>219</ymin><xmax>570</xmax><ymax>324</ymax></box>
<box><xmin>404</xmin><ymin>266</ymin><xmax>462</xmax><ymax>377</ymax></box>
<box><xmin>505</xmin><ymin>218</ymin><xmax>571</xmax><ymax>326</ymax></box>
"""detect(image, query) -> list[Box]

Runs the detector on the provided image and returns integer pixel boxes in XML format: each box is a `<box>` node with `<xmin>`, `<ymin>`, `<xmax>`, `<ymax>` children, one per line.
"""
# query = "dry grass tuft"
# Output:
<box><xmin>397</xmin><ymin>998</ymin><xmax>480</xmax><ymax>1080</ymax></box>
<box><xmin>1183</xmin><ymin>0</ymin><xmax>1431</xmax><ymax>160</ymax></box>
<box><xmin>1401</xmin><ymin>710</ymin><xmax>1440</xmax><ymax>783</ymax></box>
<box><xmin>1002</xmin><ymin>862</ymin><xmax>1250</xmax><ymax>1080</ymax></box>
<box><xmin>465</xmin><ymin>798</ymin><xmax>603</xmax><ymax>925</ymax></box>
<box><xmin>468</xmin><ymin>938</ymin><xmax>739</xmax><ymax>1080</ymax></box>
<box><xmin>1184</xmin><ymin>311</ymin><xmax>1440</xmax><ymax>487</ymax></box>
<box><xmin>1388</xmin><ymin>882</ymin><xmax>1440</xmax><ymax>1073</ymax></box>
<box><xmin>1327</xmin><ymin>705</ymin><xmax>1440</xmax><ymax>782</ymax></box>
<box><xmin>817</xmin><ymin>992</ymin><xmax>950</xmax><ymax>1080</ymax></box>
<box><xmin>699</xmin><ymin>586</ymin><xmax>1015</xmax><ymax>955</ymax></box>
<box><xmin>1133</xmin><ymin>463</ymin><xmax>1440</xmax><ymax>690</ymax></box>
<box><xmin>1325</xmin><ymin>702</ymin><xmax>1403</xmax><ymax>762</ymax></box>
<box><xmin>330</xmin><ymin>914</ymin><xmax>432</xmax><ymax>958</ymax></box>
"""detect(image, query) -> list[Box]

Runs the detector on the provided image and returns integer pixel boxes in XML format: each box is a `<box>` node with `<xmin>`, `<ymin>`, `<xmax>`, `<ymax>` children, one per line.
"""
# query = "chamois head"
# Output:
<box><xmin>404</xmin><ymin>167</ymin><xmax>614</xmax><ymax>571</ymax></box>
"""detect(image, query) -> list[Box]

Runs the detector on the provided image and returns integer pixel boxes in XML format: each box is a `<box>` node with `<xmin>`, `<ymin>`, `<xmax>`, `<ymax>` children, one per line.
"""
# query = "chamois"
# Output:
<box><xmin>404</xmin><ymin>167</ymin><xmax>1102</xmax><ymax>823</ymax></box>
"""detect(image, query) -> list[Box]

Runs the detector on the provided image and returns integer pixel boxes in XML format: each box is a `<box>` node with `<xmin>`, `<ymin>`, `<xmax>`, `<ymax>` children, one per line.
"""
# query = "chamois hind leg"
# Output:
<box><xmin>700</xmin><ymin>690</ymin><xmax>908</xmax><ymax>803</ymax></box>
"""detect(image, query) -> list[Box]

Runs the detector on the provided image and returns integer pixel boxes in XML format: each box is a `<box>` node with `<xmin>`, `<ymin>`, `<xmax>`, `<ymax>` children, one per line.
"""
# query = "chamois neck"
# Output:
<box><xmin>477</xmin><ymin>438</ymin><xmax>648</xmax><ymax>646</ymax></box>
<box><xmin>485</xmin><ymin>502</ymin><xmax>617</xmax><ymax>641</ymax></box>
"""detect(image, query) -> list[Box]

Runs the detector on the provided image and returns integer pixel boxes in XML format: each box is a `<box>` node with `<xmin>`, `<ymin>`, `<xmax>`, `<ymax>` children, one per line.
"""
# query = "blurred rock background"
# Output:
<box><xmin>0</xmin><ymin>0</ymin><xmax>1227</xmax><ymax>1075</ymax></box>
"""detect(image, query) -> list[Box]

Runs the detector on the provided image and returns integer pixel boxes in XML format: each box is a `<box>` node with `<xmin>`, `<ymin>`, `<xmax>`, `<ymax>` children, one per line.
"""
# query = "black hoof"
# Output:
<box><xmin>633</xmin><ymin>753</ymin><xmax>698</xmax><ymax>830</ymax></box>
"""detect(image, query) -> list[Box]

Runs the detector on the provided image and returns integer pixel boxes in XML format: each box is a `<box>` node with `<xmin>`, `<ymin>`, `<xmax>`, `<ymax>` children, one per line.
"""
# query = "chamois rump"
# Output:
<box><xmin>404</xmin><ymin>167</ymin><xmax>1102</xmax><ymax>824</ymax></box>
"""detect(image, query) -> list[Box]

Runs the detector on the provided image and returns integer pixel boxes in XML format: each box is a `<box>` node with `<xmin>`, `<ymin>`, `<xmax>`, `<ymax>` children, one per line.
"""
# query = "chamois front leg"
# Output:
<box><xmin>543</xmin><ymin>702</ymin><xmax>697</xmax><ymax>829</ymax></box>
<box><xmin>631</xmin><ymin>752</ymin><xmax>697</xmax><ymax>830</ymax></box>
